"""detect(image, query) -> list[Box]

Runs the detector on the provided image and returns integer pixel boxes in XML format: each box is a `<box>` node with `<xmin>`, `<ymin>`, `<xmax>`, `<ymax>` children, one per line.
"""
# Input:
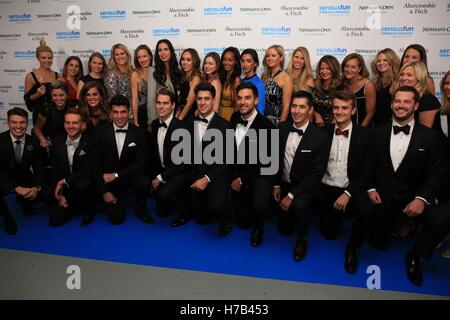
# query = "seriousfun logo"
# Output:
<box><xmin>14</xmin><ymin>50</ymin><xmax>35</xmax><ymax>58</ymax></box>
<box><xmin>203</xmin><ymin>7</ymin><xmax>233</xmax><ymax>16</ymax></box>
<box><xmin>261</xmin><ymin>26</ymin><xmax>291</xmax><ymax>36</ymax></box>
<box><xmin>439</xmin><ymin>49</ymin><xmax>450</xmax><ymax>58</ymax></box>
<box><xmin>99</xmin><ymin>10</ymin><xmax>126</xmax><ymax>20</ymax></box>
<box><xmin>203</xmin><ymin>47</ymin><xmax>226</xmax><ymax>55</ymax></box>
<box><xmin>319</xmin><ymin>4</ymin><xmax>351</xmax><ymax>15</ymax></box>
<box><xmin>56</xmin><ymin>31</ymin><xmax>80</xmax><ymax>40</ymax></box>
<box><xmin>316</xmin><ymin>47</ymin><xmax>348</xmax><ymax>56</ymax></box>
<box><xmin>152</xmin><ymin>28</ymin><xmax>180</xmax><ymax>37</ymax></box>
<box><xmin>102</xmin><ymin>49</ymin><xmax>111</xmax><ymax>58</ymax></box>
<box><xmin>380</xmin><ymin>26</ymin><xmax>414</xmax><ymax>36</ymax></box>
<box><xmin>8</xmin><ymin>14</ymin><xmax>31</xmax><ymax>23</ymax></box>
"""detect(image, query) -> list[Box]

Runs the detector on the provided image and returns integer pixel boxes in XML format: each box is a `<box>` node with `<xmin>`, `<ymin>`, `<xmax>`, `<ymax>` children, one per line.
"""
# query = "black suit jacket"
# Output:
<box><xmin>323</xmin><ymin>124</ymin><xmax>375</xmax><ymax>195</ymax></box>
<box><xmin>274</xmin><ymin>120</ymin><xmax>329</xmax><ymax>196</ymax></box>
<box><xmin>229</xmin><ymin>111</ymin><xmax>275</xmax><ymax>187</ymax></box>
<box><xmin>371</xmin><ymin>121</ymin><xmax>445</xmax><ymax>204</ymax></box>
<box><xmin>149</xmin><ymin>116</ymin><xmax>187</xmax><ymax>181</ymax></box>
<box><xmin>50</xmin><ymin>133</ymin><xmax>92</xmax><ymax>188</ymax></box>
<box><xmin>92</xmin><ymin>122</ymin><xmax>148</xmax><ymax>194</ymax></box>
<box><xmin>185</xmin><ymin>113</ymin><xmax>230</xmax><ymax>182</ymax></box>
<box><xmin>0</xmin><ymin>130</ymin><xmax>45</xmax><ymax>193</ymax></box>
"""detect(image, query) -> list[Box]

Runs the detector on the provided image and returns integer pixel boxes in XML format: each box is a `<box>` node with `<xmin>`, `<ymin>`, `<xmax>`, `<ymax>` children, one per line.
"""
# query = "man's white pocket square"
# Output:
<box><xmin>301</xmin><ymin>149</ymin><xmax>312</xmax><ymax>153</ymax></box>
<box><xmin>79</xmin><ymin>150</ymin><xmax>87</xmax><ymax>156</ymax></box>
<box><xmin>128</xmin><ymin>142</ymin><xmax>137</xmax><ymax>147</ymax></box>
<box><xmin>418</xmin><ymin>148</ymin><xmax>426</xmax><ymax>151</ymax></box>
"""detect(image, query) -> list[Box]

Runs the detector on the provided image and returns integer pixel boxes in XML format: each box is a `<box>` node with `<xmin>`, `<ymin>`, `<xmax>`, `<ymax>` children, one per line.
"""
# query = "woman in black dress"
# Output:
<box><xmin>176</xmin><ymin>48</ymin><xmax>201</xmax><ymax>121</ymax></box>
<box><xmin>370</xmin><ymin>48</ymin><xmax>400</xmax><ymax>125</ymax></box>
<box><xmin>24</xmin><ymin>39</ymin><xmax>59</xmax><ymax>124</ymax></box>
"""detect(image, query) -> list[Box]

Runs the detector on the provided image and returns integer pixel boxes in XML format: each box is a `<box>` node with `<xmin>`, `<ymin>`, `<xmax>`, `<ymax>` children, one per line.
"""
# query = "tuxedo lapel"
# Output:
<box><xmin>21</xmin><ymin>135</ymin><xmax>34</xmax><ymax>166</ymax></box>
<box><xmin>347</xmin><ymin>125</ymin><xmax>359</xmax><ymax>168</ymax></box>
<box><xmin>382</xmin><ymin>122</ymin><xmax>395</xmax><ymax>172</ymax></box>
<box><xmin>396</xmin><ymin>124</ymin><xmax>421</xmax><ymax>173</ymax></box>
<box><xmin>121</xmin><ymin>127</ymin><xmax>134</xmax><ymax>161</ymax></box>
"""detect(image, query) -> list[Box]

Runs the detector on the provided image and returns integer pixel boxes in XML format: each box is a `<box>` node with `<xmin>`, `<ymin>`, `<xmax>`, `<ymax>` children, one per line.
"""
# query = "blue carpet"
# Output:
<box><xmin>0</xmin><ymin>195</ymin><xmax>449</xmax><ymax>297</ymax></box>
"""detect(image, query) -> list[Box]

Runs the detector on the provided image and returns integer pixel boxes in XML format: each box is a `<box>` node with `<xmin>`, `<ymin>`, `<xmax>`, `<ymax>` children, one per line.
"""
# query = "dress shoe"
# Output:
<box><xmin>293</xmin><ymin>239</ymin><xmax>308</xmax><ymax>261</ymax></box>
<box><xmin>81</xmin><ymin>215</ymin><xmax>94</xmax><ymax>228</ymax></box>
<box><xmin>405</xmin><ymin>252</ymin><xmax>423</xmax><ymax>286</ymax></box>
<box><xmin>171</xmin><ymin>216</ymin><xmax>189</xmax><ymax>227</ymax></box>
<box><xmin>4</xmin><ymin>217</ymin><xmax>18</xmax><ymax>235</ymax></box>
<box><xmin>218</xmin><ymin>223</ymin><xmax>232</xmax><ymax>237</ymax></box>
<box><xmin>134</xmin><ymin>209</ymin><xmax>156</xmax><ymax>224</ymax></box>
<box><xmin>250</xmin><ymin>228</ymin><xmax>263</xmax><ymax>247</ymax></box>
<box><xmin>21</xmin><ymin>205</ymin><xmax>36</xmax><ymax>215</ymax></box>
<box><xmin>344</xmin><ymin>245</ymin><xmax>358</xmax><ymax>274</ymax></box>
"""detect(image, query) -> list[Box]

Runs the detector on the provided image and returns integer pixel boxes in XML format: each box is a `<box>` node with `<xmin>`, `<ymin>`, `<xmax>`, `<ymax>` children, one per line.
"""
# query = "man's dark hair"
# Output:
<box><xmin>156</xmin><ymin>88</ymin><xmax>176</xmax><ymax>104</ymax></box>
<box><xmin>7</xmin><ymin>107</ymin><xmax>28</xmax><ymax>120</ymax></box>
<box><xmin>292</xmin><ymin>90</ymin><xmax>314</xmax><ymax>108</ymax></box>
<box><xmin>394</xmin><ymin>85</ymin><xmax>420</xmax><ymax>103</ymax></box>
<box><xmin>194</xmin><ymin>81</ymin><xmax>216</xmax><ymax>98</ymax></box>
<box><xmin>236</xmin><ymin>82</ymin><xmax>258</xmax><ymax>98</ymax></box>
<box><xmin>110</xmin><ymin>95</ymin><xmax>130</xmax><ymax>110</ymax></box>
<box><xmin>333</xmin><ymin>90</ymin><xmax>356</xmax><ymax>107</ymax></box>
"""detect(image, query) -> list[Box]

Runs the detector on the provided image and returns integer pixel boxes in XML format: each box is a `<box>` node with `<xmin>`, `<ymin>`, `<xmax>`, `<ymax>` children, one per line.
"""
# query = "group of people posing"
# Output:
<box><xmin>0</xmin><ymin>39</ymin><xmax>449</xmax><ymax>287</ymax></box>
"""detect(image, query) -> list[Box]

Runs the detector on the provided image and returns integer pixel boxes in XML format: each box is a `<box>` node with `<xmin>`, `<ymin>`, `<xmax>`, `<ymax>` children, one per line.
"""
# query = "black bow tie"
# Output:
<box><xmin>194</xmin><ymin>116</ymin><xmax>208</xmax><ymax>124</ymax></box>
<box><xmin>236</xmin><ymin>118</ymin><xmax>248</xmax><ymax>126</ymax></box>
<box><xmin>290</xmin><ymin>127</ymin><xmax>304</xmax><ymax>136</ymax></box>
<box><xmin>393</xmin><ymin>125</ymin><xmax>410</xmax><ymax>135</ymax></box>
<box><xmin>156</xmin><ymin>121</ymin><xmax>167</xmax><ymax>129</ymax></box>
<box><xmin>335</xmin><ymin>128</ymin><xmax>349</xmax><ymax>137</ymax></box>
<box><xmin>115</xmin><ymin>128</ymin><xmax>127</xmax><ymax>133</ymax></box>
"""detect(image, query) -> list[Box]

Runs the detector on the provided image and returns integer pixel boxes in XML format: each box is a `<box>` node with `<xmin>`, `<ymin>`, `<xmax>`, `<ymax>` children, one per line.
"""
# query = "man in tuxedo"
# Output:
<box><xmin>319</xmin><ymin>90</ymin><xmax>375</xmax><ymax>273</ymax></box>
<box><xmin>185</xmin><ymin>81</ymin><xmax>232</xmax><ymax>236</ymax></box>
<box><xmin>273</xmin><ymin>91</ymin><xmax>329</xmax><ymax>261</ymax></box>
<box><xmin>229</xmin><ymin>82</ymin><xmax>274</xmax><ymax>247</ymax></box>
<box><xmin>367</xmin><ymin>86</ymin><xmax>449</xmax><ymax>286</ymax></box>
<box><xmin>0</xmin><ymin>107</ymin><xmax>50</xmax><ymax>234</ymax></box>
<box><xmin>149</xmin><ymin>88</ymin><xmax>190</xmax><ymax>227</ymax></box>
<box><xmin>50</xmin><ymin>108</ymin><xmax>96</xmax><ymax>227</ymax></box>
<box><xmin>92</xmin><ymin>95</ymin><xmax>154</xmax><ymax>225</ymax></box>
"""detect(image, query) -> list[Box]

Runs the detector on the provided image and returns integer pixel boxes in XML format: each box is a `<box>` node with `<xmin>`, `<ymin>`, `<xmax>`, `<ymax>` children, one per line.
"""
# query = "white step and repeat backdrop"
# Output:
<box><xmin>0</xmin><ymin>0</ymin><xmax>449</xmax><ymax>129</ymax></box>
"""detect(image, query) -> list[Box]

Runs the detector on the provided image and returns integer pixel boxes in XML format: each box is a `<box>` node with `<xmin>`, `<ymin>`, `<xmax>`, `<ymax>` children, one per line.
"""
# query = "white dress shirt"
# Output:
<box><xmin>322</xmin><ymin>123</ymin><xmax>352</xmax><ymax>190</ymax></box>
<box><xmin>113</xmin><ymin>123</ymin><xmax>129</xmax><ymax>158</ymax></box>
<box><xmin>195</xmin><ymin>112</ymin><xmax>215</xmax><ymax>144</ymax></box>
<box><xmin>66</xmin><ymin>135</ymin><xmax>81</xmax><ymax>173</ymax></box>
<box><xmin>282</xmin><ymin>121</ymin><xmax>309</xmax><ymax>184</ymax></box>
<box><xmin>156</xmin><ymin>113</ymin><xmax>174</xmax><ymax>183</ymax></box>
<box><xmin>235</xmin><ymin>109</ymin><xmax>258</xmax><ymax>147</ymax></box>
<box><xmin>390</xmin><ymin>119</ymin><xmax>414</xmax><ymax>172</ymax></box>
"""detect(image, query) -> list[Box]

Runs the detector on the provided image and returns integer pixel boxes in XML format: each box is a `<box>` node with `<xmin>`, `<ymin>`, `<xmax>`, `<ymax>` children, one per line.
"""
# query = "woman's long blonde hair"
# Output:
<box><xmin>370</xmin><ymin>48</ymin><xmax>400</xmax><ymax>89</ymax></box>
<box><xmin>440</xmin><ymin>70</ymin><xmax>450</xmax><ymax>115</ymax></box>
<box><xmin>286</xmin><ymin>47</ymin><xmax>314</xmax><ymax>91</ymax></box>
<box><xmin>261</xmin><ymin>45</ymin><xmax>285</xmax><ymax>82</ymax></box>
<box><xmin>108</xmin><ymin>43</ymin><xmax>134</xmax><ymax>78</ymax></box>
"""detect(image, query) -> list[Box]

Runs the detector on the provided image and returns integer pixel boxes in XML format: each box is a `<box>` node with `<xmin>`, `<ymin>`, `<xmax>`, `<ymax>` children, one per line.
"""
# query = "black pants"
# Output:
<box><xmin>369</xmin><ymin>194</ymin><xmax>450</xmax><ymax>260</ymax></box>
<box><xmin>190</xmin><ymin>174</ymin><xmax>231</xmax><ymax>225</ymax></box>
<box><xmin>231</xmin><ymin>176</ymin><xmax>272</xmax><ymax>229</ymax></box>
<box><xmin>50</xmin><ymin>176</ymin><xmax>96</xmax><ymax>227</ymax></box>
<box><xmin>103</xmin><ymin>174</ymin><xmax>150</xmax><ymax>225</ymax></box>
<box><xmin>318</xmin><ymin>184</ymin><xmax>373</xmax><ymax>249</ymax></box>
<box><xmin>278</xmin><ymin>181</ymin><xmax>319</xmax><ymax>239</ymax></box>
<box><xmin>154</xmin><ymin>172</ymin><xmax>191</xmax><ymax>218</ymax></box>
<box><xmin>137</xmin><ymin>105</ymin><xmax>148</xmax><ymax>130</ymax></box>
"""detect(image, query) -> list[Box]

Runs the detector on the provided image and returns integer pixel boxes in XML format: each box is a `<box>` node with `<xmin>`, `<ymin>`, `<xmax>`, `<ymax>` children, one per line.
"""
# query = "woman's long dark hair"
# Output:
<box><xmin>153</xmin><ymin>39</ymin><xmax>181</xmax><ymax>90</ymax></box>
<box><xmin>219</xmin><ymin>46</ymin><xmax>241</xmax><ymax>87</ymax></box>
